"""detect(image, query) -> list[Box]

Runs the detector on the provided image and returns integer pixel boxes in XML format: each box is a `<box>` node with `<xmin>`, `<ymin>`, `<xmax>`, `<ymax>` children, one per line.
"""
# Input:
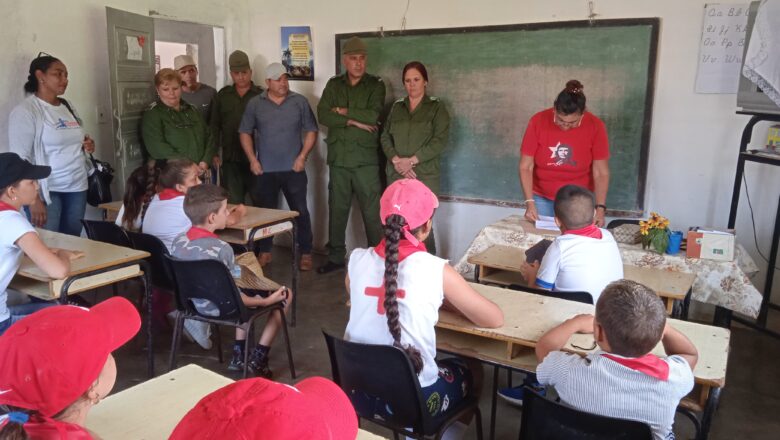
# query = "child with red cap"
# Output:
<box><xmin>170</xmin><ymin>376</ymin><xmax>358</xmax><ymax>439</ymax></box>
<box><xmin>0</xmin><ymin>152</ymin><xmax>84</xmax><ymax>336</ymax></box>
<box><xmin>344</xmin><ymin>179</ymin><xmax>504</xmax><ymax>432</ymax></box>
<box><xmin>0</xmin><ymin>296</ymin><xmax>141</xmax><ymax>438</ymax></box>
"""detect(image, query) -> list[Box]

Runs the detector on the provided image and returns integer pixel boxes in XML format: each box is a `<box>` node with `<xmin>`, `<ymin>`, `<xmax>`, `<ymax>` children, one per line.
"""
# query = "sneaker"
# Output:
<box><xmin>300</xmin><ymin>253</ymin><xmax>313</xmax><ymax>271</ymax></box>
<box><xmin>227</xmin><ymin>347</ymin><xmax>245</xmax><ymax>372</ymax></box>
<box><xmin>497</xmin><ymin>383</ymin><xmax>546</xmax><ymax>407</ymax></box>
<box><xmin>183</xmin><ymin>319</ymin><xmax>213</xmax><ymax>350</ymax></box>
<box><xmin>247</xmin><ymin>348</ymin><xmax>273</xmax><ymax>379</ymax></box>
<box><xmin>257</xmin><ymin>252</ymin><xmax>273</xmax><ymax>267</ymax></box>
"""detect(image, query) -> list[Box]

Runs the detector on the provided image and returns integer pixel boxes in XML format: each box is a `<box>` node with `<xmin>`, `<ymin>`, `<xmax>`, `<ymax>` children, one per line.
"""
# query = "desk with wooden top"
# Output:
<box><xmin>99</xmin><ymin>201</ymin><xmax>303</xmax><ymax>326</ymax></box>
<box><xmin>9</xmin><ymin>229</ymin><xmax>156</xmax><ymax>377</ymax></box>
<box><xmin>435</xmin><ymin>283</ymin><xmax>730</xmax><ymax>440</ymax></box>
<box><xmin>468</xmin><ymin>244</ymin><xmax>696</xmax><ymax>317</ymax></box>
<box><xmin>86</xmin><ymin>364</ymin><xmax>386</xmax><ymax>439</ymax></box>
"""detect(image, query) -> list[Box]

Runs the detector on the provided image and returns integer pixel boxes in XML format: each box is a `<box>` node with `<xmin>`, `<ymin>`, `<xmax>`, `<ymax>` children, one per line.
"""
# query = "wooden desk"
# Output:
<box><xmin>468</xmin><ymin>245</ymin><xmax>695</xmax><ymax>317</ymax></box>
<box><xmin>100</xmin><ymin>201</ymin><xmax>302</xmax><ymax>326</ymax></box>
<box><xmin>10</xmin><ymin>229</ymin><xmax>155</xmax><ymax>377</ymax></box>
<box><xmin>436</xmin><ymin>283</ymin><xmax>729</xmax><ymax>440</ymax></box>
<box><xmin>86</xmin><ymin>364</ymin><xmax>386</xmax><ymax>439</ymax></box>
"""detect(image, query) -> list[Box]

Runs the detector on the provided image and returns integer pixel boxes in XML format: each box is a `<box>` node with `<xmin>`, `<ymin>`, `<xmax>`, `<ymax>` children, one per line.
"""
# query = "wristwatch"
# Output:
<box><xmin>595</xmin><ymin>204</ymin><xmax>607</xmax><ymax>211</ymax></box>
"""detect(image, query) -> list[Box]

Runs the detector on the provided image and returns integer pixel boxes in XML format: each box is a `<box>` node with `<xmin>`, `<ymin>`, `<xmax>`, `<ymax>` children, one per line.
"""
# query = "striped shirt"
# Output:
<box><xmin>537</xmin><ymin>350</ymin><xmax>694</xmax><ymax>440</ymax></box>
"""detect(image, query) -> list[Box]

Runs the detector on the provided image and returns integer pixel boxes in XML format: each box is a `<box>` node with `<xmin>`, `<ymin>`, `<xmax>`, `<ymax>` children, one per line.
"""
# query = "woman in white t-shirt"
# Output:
<box><xmin>0</xmin><ymin>153</ymin><xmax>83</xmax><ymax>335</ymax></box>
<box><xmin>344</xmin><ymin>179</ymin><xmax>503</xmax><ymax>428</ymax></box>
<box><xmin>8</xmin><ymin>54</ymin><xmax>95</xmax><ymax>237</ymax></box>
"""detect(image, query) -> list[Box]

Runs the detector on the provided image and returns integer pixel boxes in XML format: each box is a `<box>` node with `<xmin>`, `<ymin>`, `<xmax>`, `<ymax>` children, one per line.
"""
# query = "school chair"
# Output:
<box><xmin>81</xmin><ymin>219</ymin><xmax>133</xmax><ymax>248</ymax></box>
<box><xmin>518</xmin><ymin>386</ymin><xmax>652</xmax><ymax>440</ymax></box>
<box><xmin>323</xmin><ymin>331</ymin><xmax>484</xmax><ymax>440</ymax></box>
<box><xmin>507</xmin><ymin>285</ymin><xmax>593</xmax><ymax>305</ymax></box>
<box><xmin>164</xmin><ymin>255</ymin><xmax>296</xmax><ymax>379</ymax></box>
<box><xmin>606</xmin><ymin>219</ymin><xmax>641</xmax><ymax>229</ymax></box>
<box><xmin>127</xmin><ymin>231</ymin><xmax>174</xmax><ymax>291</ymax></box>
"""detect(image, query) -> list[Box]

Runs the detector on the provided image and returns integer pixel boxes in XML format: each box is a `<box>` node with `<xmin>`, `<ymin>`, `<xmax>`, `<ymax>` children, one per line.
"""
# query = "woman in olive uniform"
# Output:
<box><xmin>381</xmin><ymin>61</ymin><xmax>450</xmax><ymax>254</ymax></box>
<box><xmin>141</xmin><ymin>68</ymin><xmax>216</xmax><ymax>175</ymax></box>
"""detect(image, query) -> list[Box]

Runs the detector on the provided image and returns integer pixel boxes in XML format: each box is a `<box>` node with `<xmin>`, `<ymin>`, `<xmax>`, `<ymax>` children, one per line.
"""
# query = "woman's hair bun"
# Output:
<box><xmin>565</xmin><ymin>79</ymin><xmax>584</xmax><ymax>95</ymax></box>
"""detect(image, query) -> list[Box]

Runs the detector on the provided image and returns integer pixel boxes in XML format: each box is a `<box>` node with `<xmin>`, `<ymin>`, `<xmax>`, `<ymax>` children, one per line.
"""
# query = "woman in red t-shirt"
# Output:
<box><xmin>518</xmin><ymin>80</ymin><xmax>610</xmax><ymax>226</ymax></box>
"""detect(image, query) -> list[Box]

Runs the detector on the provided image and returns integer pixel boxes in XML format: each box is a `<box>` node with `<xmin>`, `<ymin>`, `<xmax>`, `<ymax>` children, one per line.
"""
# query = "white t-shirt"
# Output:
<box><xmin>345</xmin><ymin>248</ymin><xmax>446</xmax><ymax>387</ymax></box>
<box><xmin>536</xmin><ymin>230</ymin><xmax>623</xmax><ymax>303</ymax></box>
<box><xmin>141</xmin><ymin>195</ymin><xmax>191</xmax><ymax>251</ymax></box>
<box><xmin>37</xmin><ymin>98</ymin><xmax>87</xmax><ymax>192</ymax></box>
<box><xmin>538</xmin><ymin>350</ymin><xmax>694</xmax><ymax>440</ymax></box>
<box><xmin>115</xmin><ymin>205</ymin><xmax>143</xmax><ymax>232</ymax></box>
<box><xmin>0</xmin><ymin>210</ymin><xmax>37</xmax><ymax>322</ymax></box>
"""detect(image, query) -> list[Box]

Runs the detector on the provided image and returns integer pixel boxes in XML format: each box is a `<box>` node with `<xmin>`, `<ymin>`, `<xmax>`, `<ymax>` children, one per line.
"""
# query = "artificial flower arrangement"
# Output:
<box><xmin>639</xmin><ymin>212</ymin><xmax>670</xmax><ymax>254</ymax></box>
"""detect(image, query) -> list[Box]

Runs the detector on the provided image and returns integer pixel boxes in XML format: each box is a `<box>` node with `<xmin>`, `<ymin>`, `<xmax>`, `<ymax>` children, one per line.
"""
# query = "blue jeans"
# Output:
<box><xmin>0</xmin><ymin>301</ymin><xmax>55</xmax><ymax>335</ymax></box>
<box><xmin>533</xmin><ymin>194</ymin><xmax>555</xmax><ymax>217</ymax></box>
<box><xmin>26</xmin><ymin>191</ymin><xmax>87</xmax><ymax>236</ymax></box>
<box><xmin>251</xmin><ymin>171</ymin><xmax>313</xmax><ymax>254</ymax></box>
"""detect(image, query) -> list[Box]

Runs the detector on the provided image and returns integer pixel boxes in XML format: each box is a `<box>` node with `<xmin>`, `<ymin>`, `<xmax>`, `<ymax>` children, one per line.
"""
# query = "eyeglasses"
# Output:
<box><xmin>553</xmin><ymin>112</ymin><xmax>583</xmax><ymax>129</ymax></box>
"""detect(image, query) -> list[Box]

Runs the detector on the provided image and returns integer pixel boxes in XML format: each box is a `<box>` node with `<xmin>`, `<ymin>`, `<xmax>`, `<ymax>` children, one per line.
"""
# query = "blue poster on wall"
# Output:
<box><xmin>281</xmin><ymin>26</ymin><xmax>314</xmax><ymax>81</ymax></box>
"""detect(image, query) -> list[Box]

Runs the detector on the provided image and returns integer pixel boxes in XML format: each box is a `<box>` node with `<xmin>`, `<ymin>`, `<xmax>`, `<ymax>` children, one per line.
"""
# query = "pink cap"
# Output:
<box><xmin>170</xmin><ymin>377</ymin><xmax>358</xmax><ymax>440</ymax></box>
<box><xmin>0</xmin><ymin>297</ymin><xmax>141</xmax><ymax>417</ymax></box>
<box><xmin>380</xmin><ymin>179</ymin><xmax>438</xmax><ymax>245</ymax></box>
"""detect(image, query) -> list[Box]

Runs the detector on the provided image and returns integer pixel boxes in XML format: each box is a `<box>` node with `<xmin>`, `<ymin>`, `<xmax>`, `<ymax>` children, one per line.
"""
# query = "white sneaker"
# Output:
<box><xmin>183</xmin><ymin>319</ymin><xmax>212</xmax><ymax>350</ymax></box>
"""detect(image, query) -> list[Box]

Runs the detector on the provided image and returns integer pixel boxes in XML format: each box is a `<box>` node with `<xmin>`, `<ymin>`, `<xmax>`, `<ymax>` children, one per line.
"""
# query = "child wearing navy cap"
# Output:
<box><xmin>0</xmin><ymin>152</ymin><xmax>83</xmax><ymax>335</ymax></box>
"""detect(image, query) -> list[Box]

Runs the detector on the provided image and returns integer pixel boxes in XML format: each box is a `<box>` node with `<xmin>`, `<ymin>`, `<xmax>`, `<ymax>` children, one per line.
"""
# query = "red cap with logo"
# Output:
<box><xmin>0</xmin><ymin>297</ymin><xmax>141</xmax><ymax>417</ymax></box>
<box><xmin>379</xmin><ymin>179</ymin><xmax>439</xmax><ymax>245</ymax></box>
<box><xmin>170</xmin><ymin>376</ymin><xmax>358</xmax><ymax>440</ymax></box>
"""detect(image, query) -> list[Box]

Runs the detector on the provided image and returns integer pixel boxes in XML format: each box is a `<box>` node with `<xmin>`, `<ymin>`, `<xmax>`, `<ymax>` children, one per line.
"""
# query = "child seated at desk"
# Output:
<box><xmin>0</xmin><ymin>296</ymin><xmax>140</xmax><ymax>438</ymax></box>
<box><xmin>521</xmin><ymin>184</ymin><xmax>623</xmax><ymax>303</ymax></box>
<box><xmin>171</xmin><ymin>184</ymin><xmax>291</xmax><ymax>378</ymax></box>
<box><xmin>345</xmin><ymin>179</ymin><xmax>503</xmax><ymax>432</ymax></box>
<box><xmin>0</xmin><ymin>152</ymin><xmax>82</xmax><ymax>336</ymax></box>
<box><xmin>115</xmin><ymin>159</ymin><xmax>246</xmax><ymax>247</ymax></box>
<box><xmin>536</xmin><ymin>280</ymin><xmax>698</xmax><ymax>440</ymax></box>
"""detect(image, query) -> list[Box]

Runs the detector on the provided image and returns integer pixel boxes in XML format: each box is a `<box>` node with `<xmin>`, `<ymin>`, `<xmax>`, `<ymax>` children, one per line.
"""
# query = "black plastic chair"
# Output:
<box><xmin>519</xmin><ymin>386</ymin><xmax>653</xmax><ymax>439</ymax></box>
<box><xmin>164</xmin><ymin>255</ymin><xmax>295</xmax><ymax>379</ymax></box>
<box><xmin>127</xmin><ymin>231</ymin><xmax>174</xmax><ymax>292</ymax></box>
<box><xmin>507</xmin><ymin>284</ymin><xmax>593</xmax><ymax>305</ymax></box>
<box><xmin>81</xmin><ymin>219</ymin><xmax>133</xmax><ymax>248</ymax></box>
<box><xmin>606</xmin><ymin>219</ymin><xmax>641</xmax><ymax>229</ymax></box>
<box><xmin>323</xmin><ymin>331</ymin><xmax>483</xmax><ymax>440</ymax></box>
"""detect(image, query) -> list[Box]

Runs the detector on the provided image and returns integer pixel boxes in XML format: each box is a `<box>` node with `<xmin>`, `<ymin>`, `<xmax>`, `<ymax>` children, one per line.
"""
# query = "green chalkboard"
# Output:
<box><xmin>336</xmin><ymin>19</ymin><xmax>658</xmax><ymax>214</ymax></box>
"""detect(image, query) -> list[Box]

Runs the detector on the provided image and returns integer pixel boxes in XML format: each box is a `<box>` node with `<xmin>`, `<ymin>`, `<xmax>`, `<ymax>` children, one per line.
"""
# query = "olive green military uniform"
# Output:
<box><xmin>317</xmin><ymin>72</ymin><xmax>386</xmax><ymax>264</ymax></box>
<box><xmin>210</xmin><ymin>83</ymin><xmax>263</xmax><ymax>203</ymax></box>
<box><xmin>141</xmin><ymin>100</ymin><xmax>215</xmax><ymax>164</ymax></box>
<box><xmin>381</xmin><ymin>95</ymin><xmax>450</xmax><ymax>254</ymax></box>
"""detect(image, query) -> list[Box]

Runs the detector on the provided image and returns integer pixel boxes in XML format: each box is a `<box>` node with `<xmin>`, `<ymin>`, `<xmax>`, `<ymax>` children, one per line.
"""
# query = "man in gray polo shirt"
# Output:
<box><xmin>239</xmin><ymin>63</ymin><xmax>317</xmax><ymax>270</ymax></box>
<box><xmin>175</xmin><ymin>54</ymin><xmax>218</xmax><ymax>122</ymax></box>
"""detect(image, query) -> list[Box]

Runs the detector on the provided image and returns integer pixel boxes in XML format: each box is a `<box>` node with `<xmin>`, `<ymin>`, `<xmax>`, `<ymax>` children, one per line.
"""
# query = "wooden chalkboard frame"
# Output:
<box><xmin>336</xmin><ymin>18</ymin><xmax>659</xmax><ymax>217</ymax></box>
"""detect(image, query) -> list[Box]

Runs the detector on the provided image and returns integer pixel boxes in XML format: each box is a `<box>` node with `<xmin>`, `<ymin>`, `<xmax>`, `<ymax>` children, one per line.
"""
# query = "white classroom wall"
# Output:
<box><xmin>0</xmin><ymin>0</ymin><xmax>778</xmax><ymax>298</ymax></box>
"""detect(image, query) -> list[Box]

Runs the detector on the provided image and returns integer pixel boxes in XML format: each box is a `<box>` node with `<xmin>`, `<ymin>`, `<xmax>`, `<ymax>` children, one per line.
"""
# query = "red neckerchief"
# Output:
<box><xmin>186</xmin><ymin>227</ymin><xmax>218</xmax><ymax>240</ymax></box>
<box><xmin>602</xmin><ymin>353</ymin><xmax>670</xmax><ymax>381</ymax></box>
<box><xmin>374</xmin><ymin>238</ymin><xmax>427</xmax><ymax>263</ymax></box>
<box><xmin>563</xmin><ymin>224</ymin><xmax>603</xmax><ymax>239</ymax></box>
<box><xmin>158</xmin><ymin>188</ymin><xmax>185</xmax><ymax>201</ymax></box>
<box><xmin>0</xmin><ymin>201</ymin><xmax>19</xmax><ymax>212</ymax></box>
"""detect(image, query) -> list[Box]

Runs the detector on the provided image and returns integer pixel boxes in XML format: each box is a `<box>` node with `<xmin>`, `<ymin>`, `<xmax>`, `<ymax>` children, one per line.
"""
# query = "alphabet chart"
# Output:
<box><xmin>695</xmin><ymin>3</ymin><xmax>749</xmax><ymax>94</ymax></box>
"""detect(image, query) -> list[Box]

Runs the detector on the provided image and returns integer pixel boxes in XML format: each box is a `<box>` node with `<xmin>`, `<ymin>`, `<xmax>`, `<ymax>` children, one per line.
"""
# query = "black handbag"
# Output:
<box><xmin>86</xmin><ymin>153</ymin><xmax>114</xmax><ymax>207</ymax></box>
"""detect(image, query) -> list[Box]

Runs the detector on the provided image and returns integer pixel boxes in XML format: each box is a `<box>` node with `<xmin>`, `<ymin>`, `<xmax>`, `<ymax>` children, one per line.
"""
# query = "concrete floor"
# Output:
<box><xmin>109</xmin><ymin>248</ymin><xmax>780</xmax><ymax>439</ymax></box>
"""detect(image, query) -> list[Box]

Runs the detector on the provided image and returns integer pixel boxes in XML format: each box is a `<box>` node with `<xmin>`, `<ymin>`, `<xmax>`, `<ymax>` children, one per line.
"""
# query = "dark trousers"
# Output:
<box><xmin>250</xmin><ymin>171</ymin><xmax>313</xmax><ymax>253</ymax></box>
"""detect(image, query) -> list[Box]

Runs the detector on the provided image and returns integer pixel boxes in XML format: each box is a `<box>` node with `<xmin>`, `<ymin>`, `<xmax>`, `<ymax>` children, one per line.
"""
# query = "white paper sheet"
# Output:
<box><xmin>535</xmin><ymin>216</ymin><xmax>560</xmax><ymax>232</ymax></box>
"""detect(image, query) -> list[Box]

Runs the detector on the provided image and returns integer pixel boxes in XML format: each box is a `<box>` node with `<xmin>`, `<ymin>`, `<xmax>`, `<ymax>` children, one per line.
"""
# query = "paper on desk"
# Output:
<box><xmin>535</xmin><ymin>216</ymin><xmax>560</xmax><ymax>232</ymax></box>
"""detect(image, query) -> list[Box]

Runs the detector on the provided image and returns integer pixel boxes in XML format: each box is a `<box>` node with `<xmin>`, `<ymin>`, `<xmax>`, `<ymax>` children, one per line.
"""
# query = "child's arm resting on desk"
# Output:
<box><xmin>535</xmin><ymin>314</ymin><xmax>594</xmax><ymax>362</ymax></box>
<box><xmin>662</xmin><ymin>323</ymin><xmax>698</xmax><ymax>370</ymax></box>
<box><xmin>17</xmin><ymin>232</ymin><xmax>73</xmax><ymax>279</ymax></box>
<box><xmin>226</xmin><ymin>204</ymin><xmax>247</xmax><ymax>226</ymax></box>
<box><xmin>442</xmin><ymin>265</ymin><xmax>504</xmax><ymax>328</ymax></box>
